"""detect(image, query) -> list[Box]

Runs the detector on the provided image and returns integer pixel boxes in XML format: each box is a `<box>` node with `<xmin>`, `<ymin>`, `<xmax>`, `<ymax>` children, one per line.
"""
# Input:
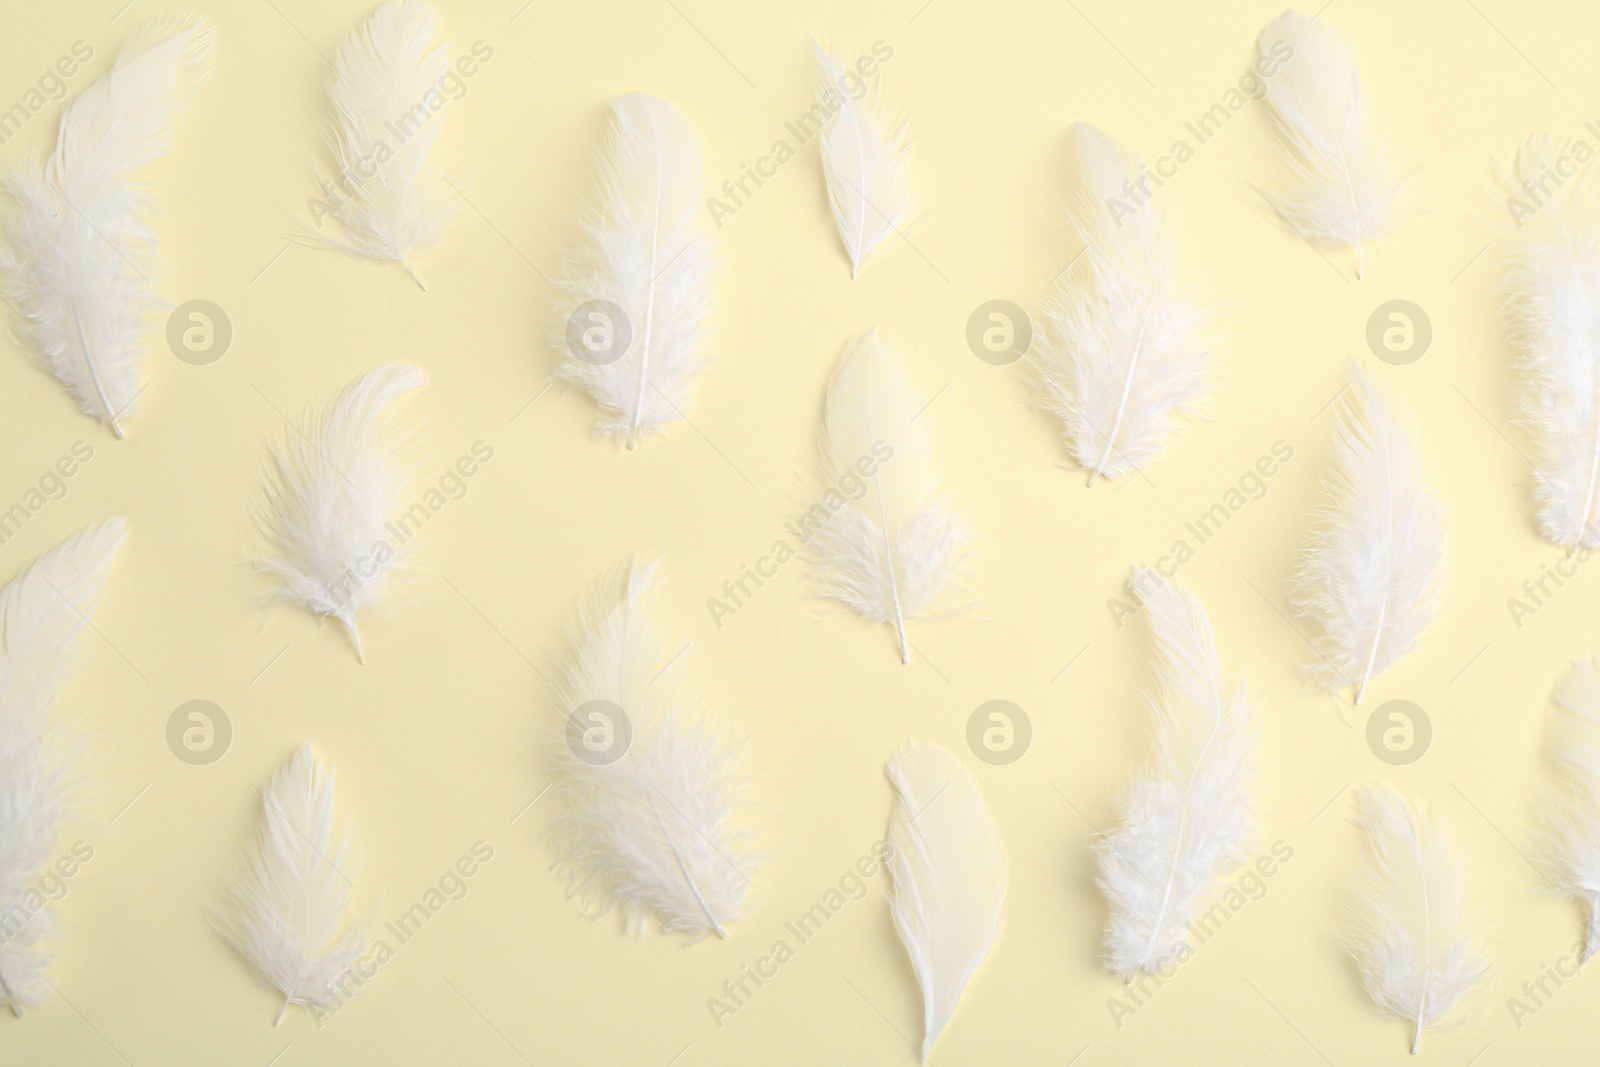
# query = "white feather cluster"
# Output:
<box><xmin>1539</xmin><ymin>658</ymin><xmax>1600</xmax><ymax>961</ymax></box>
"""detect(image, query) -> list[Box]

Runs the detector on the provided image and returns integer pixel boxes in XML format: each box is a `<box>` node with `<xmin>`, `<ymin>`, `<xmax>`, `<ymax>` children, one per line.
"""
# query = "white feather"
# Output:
<box><xmin>810</xmin><ymin>37</ymin><xmax>916</xmax><ymax>279</ymax></box>
<box><xmin>1496</xmin><ymin>136</ymin><xmax>1600</xmax><ymax>548</ymax></box>
<box><xmin>1095</xmin><ymin>567</ymin><xmax>1254</xmax><ymax>978</ymax></box>
<box><xmin>1538</xmin><ymin>657</ymin><xmax>1600</xmax><ymax>961</ymax></box>
<box><xmin>804</xmin><ymin>329</ymin><xmax>972</xmax><ymax>664</ymax></box>
<box><xmin>552</xmin><ymin>93</ymin><xmax>715</xmax><ymax>449</ymax></box>
<box><xmin>0</xmin><ymin>518</ymin><xmax>126</xmax><ymax>1015</ymax></box>
<box><xmin>1257</xmin><ymin>10</ymin><xmax>1410</xmax><ymax>280</ymax></box>
<box><xmin>884</xmin><ymin>741</ymin><xmax>1007</xmax><ymax>1060</ymax></box>
<box><xmin>0</xmin><ymin>14</ymin><xmax>215</xmax><ymax>437</ymax></box>
<box><xmin>1036</xmin><ymin>123</ymin><xmax>1211</xmax><ymax>486</ymax></box>
<box><xmin>311</xmin><ymin>0</ymin><xmax>454</xmax><ymax>288</ymax></box>
<box><xmin>1347</xmin><ymin>782</ymin><xmax>1490</xmax><ymax>1054</ymax></box>
<box><xmin>252</xmin><ymin>362</ymin><xmax>428</xmax><ymax>663</ymax></box>
<box><xmin>218</xmin><ymin>743</ymin><xmax>371</xmax><ymax>1026</ymax></box>
<box><xmin>546</xmin><ymin>561</ymin><xmax>762</xmax><ymax>940</ymax></box>
<box><xmin>1293</xmin><ymin>365</ymin><xmax>1444</xmax><ymax>704</ymax></box>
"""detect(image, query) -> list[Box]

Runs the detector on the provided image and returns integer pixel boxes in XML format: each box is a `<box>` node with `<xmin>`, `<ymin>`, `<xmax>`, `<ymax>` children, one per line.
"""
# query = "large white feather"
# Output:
<box><xmin>546</xmin><ymin>561</ymin><xmax>761</xmax><ymax>940</ymax></box>
<box><xmin>0</xmin><ymin>15</ymin><xmax>215</xmax><ymax>437</ymax></box>
<box><xmin>552</xmin><ymin>93</ymin><xmax>715</xmax><ymax>449</ymax></box>
<box><xmin>218</xmin><ymin>743</ymin><xmax>371</xmax><ymax>1025</ymax></box>
<box><xmin>252</xmin><ymin>362</ymin><xmax>428</xmax><ymax>663</ymax></box>
<box><xmin>804</xmin><ymin>329</ymin><xmax>972</xmax><ymax>664</ymax></box>
<box><xmin>1037</xmin><ymin>123</ymin><xmax>1211</xmax><ymax>486</ymax></box>
<box><xmin>1256</xmin><ymin>10</ymin><xmax>1409</xmax><ymax>279</ymax></box>
<box><xmin>884</xmin><ymin>741</ymin><xmax>1006</xmax><ymax>1060</ymax></box>
<box><xmin>810</xmin><ymin>37</ymin><xmax>916</xmax><ymax>279</ymax></box>
<box><xmin>1538</xmin><ymin>657</ymin><xmax>1600</xmax><ymax>961</ymax></box>
<box><xmin>1347</xmin><ymin>783</ymin><xmax>1490</xmax><ymax>1054</ymax></box>
<box><xmin>1095</xmin><ymin>567</ymin><xmax>1254</xmax><ymax>978</ymax></box>
<box><xmin>0</xmin><ymin>518</ymin><xmax>126</xmax><ymax>1015</ymax></box>
<box><xmin>1293</xmin><ymin>365</ymin><xmax>1444</xmax><ymax>704</ymax></box>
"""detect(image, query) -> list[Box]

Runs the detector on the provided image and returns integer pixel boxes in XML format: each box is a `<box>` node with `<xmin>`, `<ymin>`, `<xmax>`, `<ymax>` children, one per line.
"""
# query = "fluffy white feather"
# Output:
<box><xmin>0</xmin><ymin>14</ymin><xmax>215</xmax><ymax>437</ymax></box>
<box><xmin>253</xmin><ymin>362</ymin><xmax>428</xmax><ymax>663</ymax></box>
<box><xmin>546</xmin><ymin>561</ymin><xmax>761</xmax><ymax>940</ymax></box>
<box><xmin>552</xmin><ymin>93</ymin><xmax>715</xmax><ymax>449</ymax></box>
<box><xmin>1538</xmin><ymin>657</ymin><xmax>1600</xmax><ymax>961</ymax></box>
<box><xmin>884</xmin><ymin>741</ymin><xmax>1006</xmax><ymax>1060</ymax></box>
<box><xmin>0</xmin><ymin>518</ymin><xmax>126</xmax><ymax>1015</ymax></box>
<box><xmin>1095</xmin><ymin>567</ymin><xmax>1254</xmax><ymax>978</ymax></box>
<box><xmin>1293</xmin><ymin>365</ymin><xmax>1444</xmax><ymax>704</ymax></box>
<box><xmin>1347</xmin><ymin>782</ymin><xmax>1490</xmax><ymax>1054</ymax></box>
<box><xmin>1257</xmin><ymin>10</ymin><xmax>1410</xmax><ymax>279</ymax></box>
<box><xmin>804</xmin><ymin>329</ymin><xmax>971</xmax><ymax>664</ymax></box>
<box><xmin>218</xmin><ymin>744</ymin><xmax>371</xmax><ymax>1025</ymax></box>
<box><xmin>1037</xmin><ymin>123</ymin><xmax>1211</xmax><ymax>486</ymax></box>
<box><xmin>311</xmin><ymin>0</ymin><xmax>454</xmax><ymax>287</ymax></box>
<box><xmin>1497</xmin><ymin>136</ymin><xmax>1600</xmax><ymax>549</ymax></box>
<box><xmin>810</xmin><ymin>37</ymin><xmax>916</xmax><ymax>279</ymax></box>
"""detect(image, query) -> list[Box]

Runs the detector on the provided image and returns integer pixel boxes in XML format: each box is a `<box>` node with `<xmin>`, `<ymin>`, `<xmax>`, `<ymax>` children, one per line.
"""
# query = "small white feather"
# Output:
<box><xmin>1538</xmin><ymin>657</ymin><xmax>1600</xmax><ymax>961</ymax></box>
<box><xmin>884</xmin><ymin>741</ymin><xmax>1007</xmax><ymax>1059</ymax></box>
<box><xmin>218</xmin><ymin>744</ymin><xmax>372</xmax><ymax>1025</ymax></box>
<box><xmin>252</xmin><ymin>362</ymin><xmax>428</xmax><ymax>663</ymax></box>
<box><xmin>1347</xmin><ymin>783</ymin><xmax>1490</xmax><ymax>1054</ymax></box>
<box><xmin>1095</xmin><ymin>567</ymin><xmax>1254</xmax><ymax>978</ymax></box>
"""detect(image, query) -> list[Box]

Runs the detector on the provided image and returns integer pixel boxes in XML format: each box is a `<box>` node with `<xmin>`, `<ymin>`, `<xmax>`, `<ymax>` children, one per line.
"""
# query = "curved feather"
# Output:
<box><xmin>884</xmin><ymin>741</ymin><xmax>1006</xmax><ymax>1059</ymax></box>
<box><xmin>552</xmin><ymin>93</ymin><xmax>715</xmax><ymax>448</ymax></box>
<box><xmin>0</xmin><ymin>14</ymin><xmax>214</xmax><ymax>436</ymax></box>
<box><xmin>0</xmin><ymin>518</ymin><xmax>127</xmax><ymax>1015</ymax></box>
<box><xmin>1095</xmin><ymin>567</ymin><xmax>1254</xmax><ymax>978</ymax></box>
<box><xmin>1037</xmin><ymin>123</ymin><xmax>1211</xmax><ymax>485</ymax></box>
<box><xmin>1347</xmin><ymin>783</ymin><xmax>1490</xmax><ymax>1053</ymax></box>
<box><xmin>1538</xmin><ymin>658</ymin><xmax>1600</xmax><ymax>961</ymax></box>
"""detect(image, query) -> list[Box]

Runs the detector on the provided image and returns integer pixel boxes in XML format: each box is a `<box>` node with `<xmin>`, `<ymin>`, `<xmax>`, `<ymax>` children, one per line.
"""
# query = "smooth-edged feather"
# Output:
<box><xmin>217</xmin><ymin>744</ymin><xmax>371</xmax><ymax>1025</ymax></box>
<box><xmin>311</xmin><ymin>0</ymin><xmax>454</xmax><ymax>288</ymax></box>
<box><xmin>803</xmin><ymin>329</ymin><xmax>972</xmax><ymax>664</ymax></box>
<box><xmin>1256</xmin><ymin>10</ymin><xmax>1410</xmax><ymax>279</ymax></box>
<box><xmin>1095</xmin><ymin>567</ymin><xmax>1254</xmax><ymax>978</ymax></box>
<box><xmin>1496</xmin><ymin>136</ymin><xmax>1600</xmax><ymax>549</ymax></box>
<box><xmin>1347</xmin><ymin>782</ymin><xmax>1490</xmax><ymax>1054</ymax></box>
<box><xmin>1293</xmin><ymin>364</ymin><xmax>1444</xmax><ymax>704</ymax></box>
<box><xmin>884</xmin><ymin>741</ymin><xmax>1007</xmax><ymax>1060</ymax></box>
<box><xmin>0</xmin><ymin>14</ymin><xmax>215</xmax><ymax>437</ymax></box>
<box><xmin>546</xmin><ymin>560</ymin><xmax>762</xmax><ymax>940</ymax></box>
<box><xmin>1537</xmin><ymin>657</ymin><xmax>1600</xmax><ymax>961</ymax></box>
<box><xmin>252</xmin><ymin>362</ymin><xmax>428</xmax><ymax>663</ymax></box>
<box><xmin>1036</xmin><ymin>122</ymin><xmax>1211</xmax><ymax>486</ymax></box>
<box><xmin>0</xmin><ymin>518</ymin><xmax>126</xmax><ymax>1015</ymax></box>
<box><xmin>552</xmin><ymin>93</ymin><xmax>715</xmax><ymax>449</ymax></box>
<box><xmin>809</xmin><ymin>36</ymin><xmax>916</xmax><ymax>279</ymax></box>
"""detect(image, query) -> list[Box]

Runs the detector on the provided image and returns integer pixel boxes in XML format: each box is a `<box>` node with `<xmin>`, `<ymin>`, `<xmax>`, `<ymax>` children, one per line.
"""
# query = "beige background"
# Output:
<box><xmin>1</xmin><ymin>0</ymin><xmax>1596</xmax><ymax>1063</ymax></box>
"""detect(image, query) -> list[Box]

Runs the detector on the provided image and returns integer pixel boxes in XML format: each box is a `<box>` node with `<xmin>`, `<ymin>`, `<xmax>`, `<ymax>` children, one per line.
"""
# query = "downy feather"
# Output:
<box><xmin>884</xmin><ymin>741</ymin><xmax>1007</xmax><ymax>1060</ymax></box>
<box><xmin>804</xmin><ymin>329</ymin><xmax>972</xmax><ymax>664</ymax></box>
<box><xmin>1537</xmin><ymin>657</ymin><xmax>1600</xmax><ymax>961</ymax></box>
<box><xmin>0</xmin><ymin>15</ymin><xmax>215</xmax><ymax>437</ymax></box>
<box><xmin>0</xmin><ymin>518</ymin><xmax>126</xmax><ymax>1015</ymax></box>
<box><xmin>552</xmin><ymin>93</ymin><xmax>715</xmax><ymax>449</ymax></box>
<box><xmin>218</xmin><ymin>743</ymin><xmax>372</xmax><ymax>1025</ymax></box>
<box><xmin>810</xmin><ymin>37</ymin><xmax>916</xmax><ymax>278</ymax></box>
<box><xmin>252</xmin><ymin>362</ymin><xmax>428</xmax><ymax>663</ymax></box>
<box><xmin>1096</xmin><ymin>567</ymin><xmax>1254</xmax><ymax>978</ymax></box>
<box><xmin>547</xmin><ymin>561</ymin><xmax>761</xmax><ymax>940</ymax></box>
<box><xmin>1293</xmin><ymin>364</ymin><xmax>1444</xmax><ymax>704</ymax></box>
<box><xmin>1257</xmin><ymin>10</ymin><xmax>1410</xmax><ymax>279</ymax></box>
<box><xmin>1037</xmin><ymin>123</ymin><xmax>1211</xmax><ymax>486</ymax></box>
<box><xmin>1347</xmin><ymin>782</ymin><xmax>1490</xmax><ymax>1054</ymax></box>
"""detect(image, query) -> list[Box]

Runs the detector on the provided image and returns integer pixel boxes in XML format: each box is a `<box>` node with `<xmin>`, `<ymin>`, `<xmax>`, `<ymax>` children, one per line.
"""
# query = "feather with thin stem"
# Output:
<box><xmin>0</xmin><ymin>518</ymin><xmax>127</xmax><ymax>1016</ymax></box>
<box><xmin>1347</xmin><ymin>782</ymin><xmax>1490</xmax><ymax>1054</ymax></box>
<box><xmin>1096</xmin><ymin>567</ymin><xmax>1254</xmax><ymax>978</ymax></box>
<box><xmin>1537</xmin><ymin>657</ymin><xmax>1600</xmax><ymax>961</ymax></box>
<box><xmin>552</xmin><ymin>93</ymin><xmax>715</xmax><ymax>449</ymax></box>
<box><xmin>1293</xmin><ymin>364</ymin><xmax>1444</xmax><ymax>705</ymax></box>
<box><xmin>1036</xmin><ymin>123</ymin><xmax>1211</xmax><ymax>486</ymax></box>
<box><xmin>546</xmin><ymin>560</ymin><xmax>762</xmax><ymax>940</ymax></box>
<box><xmin>803</xmin><ymin>329</ymin><xmax>972</xmax><ymax>664</ymax></box>
<box><xmin>0</xmin><ymin>14</ymin><xmax>215</xmax><ymax>437</ymax></box>
<box><xmin>252</xmin><ymin>362</ymin><xmax>428</xmax><ymax>663</ymax></box>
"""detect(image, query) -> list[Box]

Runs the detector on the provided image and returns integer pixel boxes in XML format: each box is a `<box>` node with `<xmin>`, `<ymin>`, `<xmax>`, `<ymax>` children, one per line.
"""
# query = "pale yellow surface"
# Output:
<box><xmin>1</xmin><ymin>0</ymin><xmax>1596</xmax><ymax>1063</ymax></box>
